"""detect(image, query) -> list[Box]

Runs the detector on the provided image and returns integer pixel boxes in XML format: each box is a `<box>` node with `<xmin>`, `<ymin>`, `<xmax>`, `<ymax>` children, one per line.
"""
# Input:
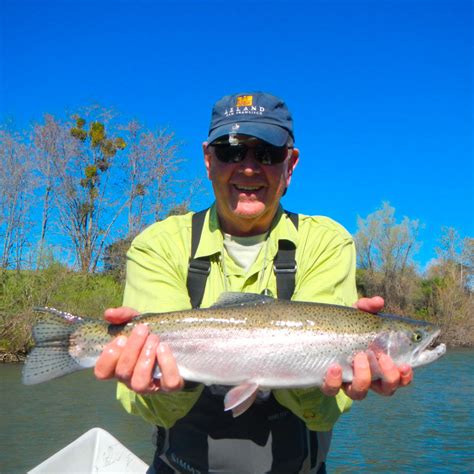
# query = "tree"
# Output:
<box><xmin>424</xmin><ymin>228</ymin><xmax>474</xmax><ymax>345</ymax></box>
<box><xmin>103</xmin><ymin>236</ymin><xmax>133</xmax><ymax>282</ymax></box>
<box><xmin>2</xmin><ymin>107</ymin><xmax>201</xmax><ymax>273</ymax></box>
<box><xmin>435</xmin><ymin>227</ymin><xmax>473</xmax><ymax>290</ymax></box>
<box><xmin>117</xmin><ymin>120</ymin><xmax>201</xmax><ymax>236</ymax></box>
<box><xmin>354</xmin><ymin>202</ymin><xmax>422</xmax><ymax>312</ymax></box>
<box><xmin>52</xmin><ymin>109</ymin><xmax>126</xmax><ymax>272</ymax></box>
<box><xmin>32</xmin><ymin>114</ymin><xmax>70</xmax><ymax>267</ymax></box>
<box><xmin>0</xmin><ymin>127</ymin><xmax>33</xmax><ymax>269</ymax></box>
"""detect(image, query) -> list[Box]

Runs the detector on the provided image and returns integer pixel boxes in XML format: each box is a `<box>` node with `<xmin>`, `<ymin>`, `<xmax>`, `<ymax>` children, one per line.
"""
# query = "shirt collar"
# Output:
<box><xmin>194</xmin><ymin>203</ymin><xmax>298</xmax><ymax>259</ymax></box>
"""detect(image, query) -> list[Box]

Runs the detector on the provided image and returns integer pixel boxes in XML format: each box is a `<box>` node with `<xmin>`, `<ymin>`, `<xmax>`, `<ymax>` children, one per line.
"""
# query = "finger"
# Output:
<box><xmin>94</xmin><ymin>336</ymin><xmax>127</xmax><ymax>380</ymax></box>
<box><xmin>355</xmin><ymin>297</ymin><xmax>384</xmax><ymax>314</ymax></box>
<box><xmin>399</xmin><ymin>364</ymin><xmax>413</xmax><ymax>387</ymax></box>
<box><xmin>157</xmin><ymin>342</ymin><xmax>184</xmax><ymax>392</ymax></box>
<box><xmin>370</xmin><ymin>354</ymin><xmax>400</xmax><ymax>396</ymax></box>
<box><xmin>130</xmin><ymin>334</ymin><xmax>161</xmax><ymax>393</ymax></box>
<box><xmin>344</xmin><ymin>353</ymin><xmax>371</xmax><ymax>400</ymax></box>
<box><xmin>104</xmin><ymin>307</ymin><xmax>140</xmax><ymax>324</ymax></box>
<box><xmin>322</xmin><ymin>364</ymin><xmax>342</xmax><ymax>396</ymax></box>
<box><xmin>115</xmin><ymin>324</ymin><xmax>149</xmax><ymax>382</ymax></box>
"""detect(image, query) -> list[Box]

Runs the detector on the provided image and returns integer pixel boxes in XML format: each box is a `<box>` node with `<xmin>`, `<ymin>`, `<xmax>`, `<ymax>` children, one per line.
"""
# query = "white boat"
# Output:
<box><xmin>28</xmin><ymin>427</ymin><xmax>148</xmax><ymax>473</ymax></box>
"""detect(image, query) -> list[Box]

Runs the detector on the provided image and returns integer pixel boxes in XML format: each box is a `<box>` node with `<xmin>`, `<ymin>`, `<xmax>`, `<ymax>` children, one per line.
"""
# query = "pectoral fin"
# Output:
<box><xmin>224</xmin><ymin>382</ymin><xmax>259</xmax><ymax>417</ymax></box>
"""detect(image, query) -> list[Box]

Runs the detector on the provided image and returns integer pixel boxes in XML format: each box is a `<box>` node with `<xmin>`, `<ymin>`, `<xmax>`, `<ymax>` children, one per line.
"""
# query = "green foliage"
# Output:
<box><xmin>115</xmin><ymin>137</ymin><xmax>126</xmax><ymax>150</ymax></box>
<box><xmin>100</xmin><ymin>139</ymin><xmax>116</xmax><ymax>159</ymax></box>
<box><xmin>71</xmin><ymin>116</ymin><xmax>87</xmax><ymax>141</ymax></box>
<box><xmin>90</xmin><ymin>121</ymin><xmax>105</xmax><ymax>147</ymax></box>
<box><xmin>0</xmin><ymin>265</ymin><xmax>123</xmax><ymax>354</ymax></box>
<box><xmin>103</xmin><ymin>236</ymin><xmax>134</xmax><ymax>283</ymax></box>
<box><xmin>134</xmin><ymin>183</ymin><xmax>145</xmax><ymax>197</ymax></box>
<box><xmin>79</xmin><ymin>201</ymin><xmax>94</xmax><ymax>217</ymax></box>
<box><xmin>81</xmin><ymin>165</ymin><xmax>99</xmax><ymax>190</ymax></box>
<box><xmin>70</xmin><ymin>127</ymin><xmax>87</xmax><ymax>141</ymax></box>
<box><xmin>167</xmin><ymin>202</ymin><xmax>189</xmax><ymax>217</ymax></box>
<box><xmin>85</xmin><ymin>165</ymin><xmax>98</xmax><ymax>179</ymax></box>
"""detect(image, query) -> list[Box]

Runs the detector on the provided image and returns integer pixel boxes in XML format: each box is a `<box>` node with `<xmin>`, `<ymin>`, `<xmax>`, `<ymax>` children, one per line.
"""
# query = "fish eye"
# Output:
<box><xmin>412</xmin><ymin>330</ymin><xmax>423</xmax><ymax>343</ymax></box>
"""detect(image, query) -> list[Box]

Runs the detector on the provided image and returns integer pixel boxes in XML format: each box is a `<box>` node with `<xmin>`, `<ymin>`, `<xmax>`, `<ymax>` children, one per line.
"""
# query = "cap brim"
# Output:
<box><xmin>208</xmin><ymin>122</ymin><xmax>289</xmax><ymax>146</ymax></box>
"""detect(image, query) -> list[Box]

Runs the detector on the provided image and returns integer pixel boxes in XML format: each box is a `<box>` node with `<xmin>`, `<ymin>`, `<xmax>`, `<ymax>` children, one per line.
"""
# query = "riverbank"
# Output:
<box><xmin>0</xmin><ymin>352</ymin><xmax>25</xmax><ymax>363</ymax></box>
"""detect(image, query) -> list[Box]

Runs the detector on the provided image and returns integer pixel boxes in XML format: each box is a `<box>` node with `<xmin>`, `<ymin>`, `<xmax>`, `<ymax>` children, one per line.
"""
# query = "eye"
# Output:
<box><xmin>412</xmin><ymin>331</ymin><xmax>423</xmax><ymax>343</ymax></box>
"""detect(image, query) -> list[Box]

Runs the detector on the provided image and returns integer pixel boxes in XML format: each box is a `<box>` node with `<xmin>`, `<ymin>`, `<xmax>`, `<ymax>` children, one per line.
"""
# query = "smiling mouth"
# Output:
<box><xmin>233</xmin><ymin>184</ymin><xmax>264</xmax><ymax>192</ymax></box>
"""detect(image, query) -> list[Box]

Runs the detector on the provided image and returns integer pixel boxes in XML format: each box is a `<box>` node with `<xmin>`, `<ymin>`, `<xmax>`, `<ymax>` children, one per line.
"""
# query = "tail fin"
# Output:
<box><xmin>22</xmin><ymin>308</ymin><xmax>85</xmax><ymax>385</ymax></box>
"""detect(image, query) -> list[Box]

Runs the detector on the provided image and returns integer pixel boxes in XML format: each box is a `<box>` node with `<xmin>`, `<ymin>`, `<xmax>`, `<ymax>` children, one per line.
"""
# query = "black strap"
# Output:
<box><xmin>187</xmin><ymin>210</ymin><xmax>211</xmax><ymax>308</ymax></box>
<box><xmin>186</xmin><ymin>209</ymin><xmax>299</xmax><ymax>307</ymax></box>
<box><xmin>274</xmin><ymin>211</ymin><xmax>298</xmax><ymax>301</ymax></box>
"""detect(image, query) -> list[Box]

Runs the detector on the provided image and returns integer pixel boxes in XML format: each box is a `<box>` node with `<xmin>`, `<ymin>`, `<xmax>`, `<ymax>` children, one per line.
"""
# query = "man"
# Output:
<box><xmin>95</xmin><ymin>92</ymin><xmax>413</xmax><ymax>473</ymax></box>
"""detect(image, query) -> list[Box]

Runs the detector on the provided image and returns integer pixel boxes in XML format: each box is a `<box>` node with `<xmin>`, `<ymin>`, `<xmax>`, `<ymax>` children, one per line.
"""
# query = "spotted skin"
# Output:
<box><xmin>22</xmin><ymin>293</ymin><xmax>446</xmax><ymax>387</ymax></box>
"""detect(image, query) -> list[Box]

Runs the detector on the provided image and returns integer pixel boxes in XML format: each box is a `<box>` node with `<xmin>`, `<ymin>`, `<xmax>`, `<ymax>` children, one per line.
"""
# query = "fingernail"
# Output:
<box><xmin>330</xmin><ymin>366</ymin><xmax>341</xmax><ymax>377</ymax></box>
<box><xmin>400</xmin><ymin>365</ymin><xmax>410</xmax><ymax>376</ymax></box>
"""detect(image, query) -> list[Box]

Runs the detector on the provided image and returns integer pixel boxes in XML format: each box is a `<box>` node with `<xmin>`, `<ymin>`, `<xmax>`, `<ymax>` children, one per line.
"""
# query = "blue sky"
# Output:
<box><xmin>1</xmin><ymin>0</ymin><xmax>472</xmax><ymax>269</ymax></box>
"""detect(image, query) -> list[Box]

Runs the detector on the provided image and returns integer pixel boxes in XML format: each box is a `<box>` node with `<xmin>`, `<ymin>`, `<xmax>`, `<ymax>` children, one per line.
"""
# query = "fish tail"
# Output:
<box><xmin>22</xmin><ymin>307</ymin><xmax>85</xmax><ymax>385</ymax></box>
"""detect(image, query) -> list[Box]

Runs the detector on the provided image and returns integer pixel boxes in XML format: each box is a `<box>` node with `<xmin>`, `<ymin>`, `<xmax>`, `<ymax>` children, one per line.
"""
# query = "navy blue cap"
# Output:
<box><xmin>207</xmin><ymin>92</ymin><xmax>294</xmax><ymax>146</ymax></box>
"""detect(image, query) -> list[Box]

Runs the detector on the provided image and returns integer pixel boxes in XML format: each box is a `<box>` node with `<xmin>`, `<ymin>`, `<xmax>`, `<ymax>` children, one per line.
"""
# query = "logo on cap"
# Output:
<box><xmin>236</xmin><ymin>95</ymin><xmax>253</xmax><ymax>107</ymax></box>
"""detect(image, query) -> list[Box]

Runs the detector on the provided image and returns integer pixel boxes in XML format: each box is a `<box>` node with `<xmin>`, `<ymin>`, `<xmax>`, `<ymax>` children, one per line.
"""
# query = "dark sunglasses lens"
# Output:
<box><xmin>213</xmin><ymin>145</ymin><xmax>245</xmax><ymax>163</ymax></box>
<box><xmin>213</xmin><ymin>143</ymin><xmax>289</xmax><ymax>165</ymax></box>
<box><xmin>255</xmin><ymin>145</ymin><xmax>288</xmax><ymax>165</ymax></box>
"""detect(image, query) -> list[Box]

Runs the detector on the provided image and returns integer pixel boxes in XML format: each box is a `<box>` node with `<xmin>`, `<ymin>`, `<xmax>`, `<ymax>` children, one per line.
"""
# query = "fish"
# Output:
<box><xmin>22</xmin><ymin>292</ymin><xmax>446</xmax><ymax>416</ymax></box>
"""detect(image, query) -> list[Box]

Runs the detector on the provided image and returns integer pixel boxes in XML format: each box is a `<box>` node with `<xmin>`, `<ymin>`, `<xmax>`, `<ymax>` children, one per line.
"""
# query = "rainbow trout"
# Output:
<box><xmin>22</xmin><ymin>292</ymin><xmax>446</xmax><ymax>415</ymax></box>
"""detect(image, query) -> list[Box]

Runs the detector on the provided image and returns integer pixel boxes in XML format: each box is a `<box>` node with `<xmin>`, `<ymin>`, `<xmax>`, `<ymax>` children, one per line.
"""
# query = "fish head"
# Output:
<box><xmin>370</xmin><ymin>317</ymin><xmax>446</xmax><ymax>368</ymax></box>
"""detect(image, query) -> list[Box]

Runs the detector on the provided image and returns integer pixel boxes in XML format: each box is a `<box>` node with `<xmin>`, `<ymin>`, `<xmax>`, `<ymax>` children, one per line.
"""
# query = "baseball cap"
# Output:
<box><xmin>207</xmin><ymin>92</ymin><xmax>294</xmax><ymax>147</ymax></box>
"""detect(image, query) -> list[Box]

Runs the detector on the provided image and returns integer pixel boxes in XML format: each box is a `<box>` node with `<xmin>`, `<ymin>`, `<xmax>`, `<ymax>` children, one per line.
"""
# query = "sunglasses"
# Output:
<box><xmin>211</xmin><ymin>142</ymin><xmax>293</xmax><ymax>165</ymax></box>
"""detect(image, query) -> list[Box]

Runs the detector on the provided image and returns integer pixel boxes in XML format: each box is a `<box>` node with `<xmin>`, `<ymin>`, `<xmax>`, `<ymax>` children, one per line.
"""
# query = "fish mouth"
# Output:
<box><xmin>411</xmin><ymin>329</ymin><xmax>446</xmax><ymax>368</ymax></box>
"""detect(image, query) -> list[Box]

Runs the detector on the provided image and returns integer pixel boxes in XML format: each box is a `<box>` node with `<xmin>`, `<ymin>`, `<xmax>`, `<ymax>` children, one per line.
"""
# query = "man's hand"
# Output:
<box><xmin>94</xmin><ymin>307</ymin><xmax>185</xmax><ymax>394</ymax></box>
<box><xmin>321</xmin><ymin>296</ymin><xmax>413</xmax><ymax>400</ymax></box>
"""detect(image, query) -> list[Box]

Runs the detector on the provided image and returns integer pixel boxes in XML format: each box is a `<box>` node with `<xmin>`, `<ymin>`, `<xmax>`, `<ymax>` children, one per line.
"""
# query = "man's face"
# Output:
<box><xmin>203</xmin><ymin>135</ymin><xmax>299</xmax><ymax>236</ymax></box>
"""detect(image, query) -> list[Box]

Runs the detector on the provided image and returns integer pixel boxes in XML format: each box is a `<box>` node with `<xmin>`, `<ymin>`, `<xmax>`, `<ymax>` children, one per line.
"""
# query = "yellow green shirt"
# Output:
<box><xmin>117</xmin><ymin>204</ymin><xmax>357</xmax><ymax>431</ymax></box>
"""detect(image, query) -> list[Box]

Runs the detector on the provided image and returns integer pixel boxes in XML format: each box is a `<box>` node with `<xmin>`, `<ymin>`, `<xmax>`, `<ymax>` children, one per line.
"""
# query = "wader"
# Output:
<box><xmin>149</xmin><ymin>210</ymin><xmax>329</xmax><ymax>473</ymax></box>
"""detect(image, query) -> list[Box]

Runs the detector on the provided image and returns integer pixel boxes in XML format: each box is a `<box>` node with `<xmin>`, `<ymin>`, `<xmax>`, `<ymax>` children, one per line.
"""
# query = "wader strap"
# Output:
<box><xmin>274</xmin><ymin>211</ymin><xmax>299</xmax><ymax>301</ymax></box>
<box><xmin>187</xmin><ymin>209</ymin><xmax>211</xmax><ymax>308</ymax></box>
<box><xmin>186</xmin><ymin>209</ymin><xmax>299</xmax><ymax>307</ymax></box>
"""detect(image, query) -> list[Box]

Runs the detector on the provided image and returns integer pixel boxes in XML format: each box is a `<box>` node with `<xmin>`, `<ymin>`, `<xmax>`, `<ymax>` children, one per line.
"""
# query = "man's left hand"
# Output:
<box><xmin>321</xmin><ymin>296</ymin><xmax>413</xmax><ymax>400</ymax></box>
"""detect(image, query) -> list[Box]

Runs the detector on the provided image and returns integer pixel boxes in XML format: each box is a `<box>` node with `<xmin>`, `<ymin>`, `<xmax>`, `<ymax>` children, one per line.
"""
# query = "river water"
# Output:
<box><xmin>1</xmin><ymin>350</ymin><xmax>473</xmax><ymax>473</ymax></box>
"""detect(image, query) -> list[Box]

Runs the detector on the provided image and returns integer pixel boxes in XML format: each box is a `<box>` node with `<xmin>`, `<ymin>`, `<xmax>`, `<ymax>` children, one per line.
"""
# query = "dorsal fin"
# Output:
<box><xmin>33</xmin><ymin>306</ymin><xmax>85</xmax><ymax>323</ymax></box>
<box><xmin>210</xmin><ymin>292</ymin><xmax>275</xmax><ymax>309</ymax></box>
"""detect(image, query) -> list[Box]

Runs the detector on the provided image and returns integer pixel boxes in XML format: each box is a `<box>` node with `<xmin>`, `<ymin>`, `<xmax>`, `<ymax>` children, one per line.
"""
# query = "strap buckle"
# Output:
<box><xmin>273</xmin><ymin>262</ymin><xmax>297</xmax><ymax>274</ymax></box>
<box><xmin>188</xmin><ymin>259</ymin><xmax>211</xmax><ymax>275</ymax></box>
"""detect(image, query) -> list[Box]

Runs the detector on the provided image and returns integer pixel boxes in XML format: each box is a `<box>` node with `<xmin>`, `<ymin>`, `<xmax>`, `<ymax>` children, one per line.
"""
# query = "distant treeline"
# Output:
<box><xmin>353</xmin><ymin>204</ymin><xmax>473</xmax><ymax>348</ymax></box>
<box><xmin>0</xmin><ymin>202</ymin><xmax>473</xmax><ymax>358</ymax></box>
<box><xmin>0</xmin><ymin>226</ymin><xmax>472</xmax><ymax>360</ymax></box>
<box><xmin>0</xmin><ymin>110</ymin><xmax>472</xmax><ymax>356</ymax></box>
<box><xmin>0</xmin><ymin>106</ymin><xmax>202</xmax><ymax>273</ymax></box>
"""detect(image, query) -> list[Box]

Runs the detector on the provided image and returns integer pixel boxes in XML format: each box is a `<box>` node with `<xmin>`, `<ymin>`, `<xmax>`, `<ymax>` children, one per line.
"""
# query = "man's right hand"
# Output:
<box><xmin>94</xmin><ymin>307</ymin><xmax>185</xmax><ymax>394</ymax></box>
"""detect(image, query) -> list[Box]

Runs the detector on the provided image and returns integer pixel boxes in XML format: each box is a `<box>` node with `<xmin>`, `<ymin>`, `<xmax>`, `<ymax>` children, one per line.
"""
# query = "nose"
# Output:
<box><xmin>238</xmin><ymin>148</ymin><xmax>261</xmax><ymax>175</ymax></box>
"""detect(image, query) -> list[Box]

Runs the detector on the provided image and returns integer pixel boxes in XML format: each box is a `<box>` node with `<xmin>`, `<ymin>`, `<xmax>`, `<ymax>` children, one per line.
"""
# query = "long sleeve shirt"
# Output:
<box><xmin>117</xmin><ymin>205</ymin><xmax>357</xmax><ymax>432</ymax></box>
